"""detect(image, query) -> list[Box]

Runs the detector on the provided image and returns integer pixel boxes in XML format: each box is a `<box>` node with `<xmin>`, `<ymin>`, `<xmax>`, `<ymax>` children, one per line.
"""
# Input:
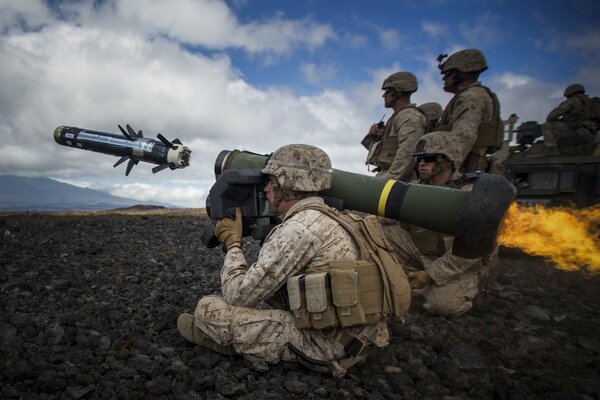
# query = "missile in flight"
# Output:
<box><xmin>53</xmin><ymin>124</ymin><xmax>191</xmax><ymax>176</ymax></box>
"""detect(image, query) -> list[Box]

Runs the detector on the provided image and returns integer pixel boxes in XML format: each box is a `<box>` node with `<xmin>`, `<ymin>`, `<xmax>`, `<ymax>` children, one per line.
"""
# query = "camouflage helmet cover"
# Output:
<box><xmin>382</xmin><ymin>72</ymin><xmax>418</xmax><ymax>93</ymax></box>
<box><xmin>261</xmin><ymin>144</ymin><xmax>333</xmax><ymax>192</ymax></box>
<box><xmin>439</xmin><ymin>49</ymin><xmax>488</xmax><ymax>74</ymax></box>
<box><xmin>418</xmin><ymin>102</ymin><xmax>443</xmax><ymax>121</ymax></box>
<box><xmin>412</xmin><ymin>131</ymin><xmax>461</xmax><ymax>167</ymax></box>
<box><xmin>563</xmin><ymin>83</ymin><xmax>585</xmax><ymax>97</ymax></box>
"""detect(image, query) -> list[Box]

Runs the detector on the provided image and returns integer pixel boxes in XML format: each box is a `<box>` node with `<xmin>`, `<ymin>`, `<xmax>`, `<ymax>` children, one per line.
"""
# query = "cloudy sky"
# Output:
<box><xmin>1</xmin><ymin>0</ymin><xmax>599</xmax><ymax>208</ymax></box>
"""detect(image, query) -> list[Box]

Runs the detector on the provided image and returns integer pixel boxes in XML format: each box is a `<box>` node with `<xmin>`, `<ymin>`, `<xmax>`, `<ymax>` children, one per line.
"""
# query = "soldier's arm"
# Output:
<box><xmin>361</xmin><ymin>124</ymin><xmax>383</xmax><ymax>149</ymax></box>
<box><xmin>546</xmin><ymin>99</ymin><xmax>572</xmax><ymax>121</ymax></box>
<box><xmin>387</xmin><ymin>111</ymin><xmax>426</xmax><ymax>180</ymax></box>
<box><xmin>449</xmin><ymin>93</ymin><xmax>487</xmax><ymax>165</ymax></box>
<box><xmin>220</xmin><ymin>220</ymin><xmax>320</xmax><ymax>307</ymax></box>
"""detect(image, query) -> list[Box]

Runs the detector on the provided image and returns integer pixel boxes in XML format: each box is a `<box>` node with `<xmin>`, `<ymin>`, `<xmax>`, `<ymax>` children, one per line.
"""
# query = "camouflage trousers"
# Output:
<box><xmin>415</xmin><ymin>272</ymin><xmax>479</xmax><ymax>317</ymax></box>
<box><xmin>382</xmin><ymin>223</ymin><xmax>482</xmax><ymax>317</ymax></box>
<box><xmin>193</xmin><ymin>295</ymin><xmax>381</xmax><ymax>376</ymax></box>
<box><xmin>542</xmin><ymin>121</ymin><xmax>595</xmax><ymax>152</ymax></box>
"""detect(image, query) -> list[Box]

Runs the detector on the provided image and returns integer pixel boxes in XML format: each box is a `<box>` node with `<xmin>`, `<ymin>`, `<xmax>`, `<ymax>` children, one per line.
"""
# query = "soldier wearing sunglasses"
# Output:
<box><xmin>383</xmin><ymin>131</ymin><xmax>498</xmax><ymax>317</ymax></box>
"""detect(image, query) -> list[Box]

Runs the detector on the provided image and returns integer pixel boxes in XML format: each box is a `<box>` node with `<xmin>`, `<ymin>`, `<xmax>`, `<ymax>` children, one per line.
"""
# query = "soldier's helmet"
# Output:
<box><xmin>439</xmin><ymin>49</ymin><xmax>488</xmax><ymax>74</ymax></box>
<box><xmin>412</xmin><ymin>131</ymin><xmax>461</xmax><ymax>169</ymax></box>
<box><xmin>382</xmin><ymin>72</ymin><xmax>418</xmax><ymax>93</ymax></box>
<box><xmin>261</xmin><ymin>144</ymin><xmax>333</xmax><ymax>192</ymax></box>
<box><xmin>418</xmin><ymin>102</ymin><xmax>443</xmax><ymax>121</ymax></box>
<box><xmin>563</xmin><ymin>83</ymin><xmax>585</xmax><ymax>97</ymax></box>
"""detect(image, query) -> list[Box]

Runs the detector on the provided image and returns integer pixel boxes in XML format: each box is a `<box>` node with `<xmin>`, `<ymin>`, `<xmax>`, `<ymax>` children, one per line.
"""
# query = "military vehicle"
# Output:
<box><xmin>499</xmin><ymin>120</ymin><xmax>600</xmax><ymax>208</ymax></box>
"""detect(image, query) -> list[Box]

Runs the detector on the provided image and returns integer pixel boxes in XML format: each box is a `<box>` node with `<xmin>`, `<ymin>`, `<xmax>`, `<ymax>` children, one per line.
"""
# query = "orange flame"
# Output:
<box><xmin>498</xmin><ymin>203</ymin><xmax>600</xmax><ymax>273</ymax></box>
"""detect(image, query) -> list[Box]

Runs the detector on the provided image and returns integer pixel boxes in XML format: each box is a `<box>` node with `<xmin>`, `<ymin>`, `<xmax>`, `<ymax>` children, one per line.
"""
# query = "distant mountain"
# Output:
<box><xmin>0</xmin><ymin>175</ymin><xmax>167</xmax><ymax>212</ymax></box>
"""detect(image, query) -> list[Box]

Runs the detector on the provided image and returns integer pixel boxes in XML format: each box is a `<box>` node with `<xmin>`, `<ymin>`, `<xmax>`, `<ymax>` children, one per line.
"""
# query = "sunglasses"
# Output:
<box><xmin>414</xmin><ymin>154</ymin><xmax>440</xmax><ymax>164</ymax></box>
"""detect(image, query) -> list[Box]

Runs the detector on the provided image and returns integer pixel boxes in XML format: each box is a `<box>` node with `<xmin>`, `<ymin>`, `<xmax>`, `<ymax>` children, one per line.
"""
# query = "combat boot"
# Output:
<box><xmin>177</xmin><ymin>313</ymin><xmax>237</xmax><ymax>355</ymax></box>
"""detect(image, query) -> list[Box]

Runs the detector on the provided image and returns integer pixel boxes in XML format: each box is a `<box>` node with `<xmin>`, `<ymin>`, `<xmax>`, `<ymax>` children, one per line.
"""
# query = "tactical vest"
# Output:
<box><xmin>437</xmin><ymin>85</ymin><xmax>503</xmax><ymax>172</ymax></box>
<box><xmin>366</xmin><ymin>105</ymin><xmax>427</xmax><ymax>168</ymax></box>
<box><xmin>281</xmin><ymin>203</ymin><xmax>411</xmax><ymax>330</ymax></box>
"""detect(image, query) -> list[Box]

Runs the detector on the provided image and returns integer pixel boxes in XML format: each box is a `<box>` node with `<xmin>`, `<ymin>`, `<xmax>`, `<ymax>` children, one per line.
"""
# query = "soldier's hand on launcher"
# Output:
<box><xmin>215</xmin><ymin>207</ymin><xmax>243</xmax><ymax>249</ymax></box>
<box><xmin>407</xmin><ymin>271</ymin><xmax>432</xmax><ymax>289</ymax></box>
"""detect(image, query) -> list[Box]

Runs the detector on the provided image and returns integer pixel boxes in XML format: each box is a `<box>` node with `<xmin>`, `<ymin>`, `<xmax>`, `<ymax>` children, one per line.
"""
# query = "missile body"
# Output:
<box><xmin>54</xmin><ymin>125</ymin><xmax>191</xmax><ymax>175</ymax></box>
<box><xmin>211</xmin><ymin>149</ymin><xmax>517</xmax><ymax>258</ymax></box>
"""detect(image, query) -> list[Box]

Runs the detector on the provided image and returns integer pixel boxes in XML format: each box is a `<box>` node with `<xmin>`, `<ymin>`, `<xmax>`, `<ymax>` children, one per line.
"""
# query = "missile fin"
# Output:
<box><xmin>152</xmin><ymin>163</ymin><xmax>170</xmax><ymax>173</ymax></box>
<box><xmin>125</xmin><ymin>158</ymin><xmax>136</xmax><ymax>176</ymax></box>
<box><xmin>118</xmin><ymin>125</ymin><xmax>131</xmax><ymax>139</ymax></box>
<box><xmin>172</xmin><ymin>138</ymin><xmax>183</xmax><ymax>145</ymax></box>
<box><xmin>126</xmin><ymin>124</ymin><xmax>138</xmax><ymax>138</ymax></box>
<box><xmin>114</xmin><ymin>156</ymin><xmax>129</xmax><ymax>168</ymax></box>
<box><xmin>156</xmin><ymin>133</ymin><xmax>174</xmax><ymax>149</ymax></box>
<box><xmin>138</xmin><ymin>130</ymin><xmax>143</xmax><ymax>138</ymax></box>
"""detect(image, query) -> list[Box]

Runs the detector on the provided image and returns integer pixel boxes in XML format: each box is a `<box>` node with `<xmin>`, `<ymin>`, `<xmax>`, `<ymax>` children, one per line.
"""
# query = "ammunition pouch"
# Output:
<box><xmin>473</xmin><ymin>120</ymin><xmax>503</xmax><ymax>153</ymax></box>
<box><xmin>287</xmin><ymin>260</ymin><xmax>383</xmax><ymax>330</ymax></box>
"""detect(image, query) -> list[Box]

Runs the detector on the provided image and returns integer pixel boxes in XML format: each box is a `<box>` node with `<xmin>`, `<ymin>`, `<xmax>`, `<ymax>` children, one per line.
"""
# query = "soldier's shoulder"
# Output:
<box><xmin>461</xmin><ymin>84</ymin><xmax>491</xmax><ymax>98</ymax></box>
<box><xmin>399</xmin><ymin>106</ymin><xmax>428</xmax><ymax>121</ymax></box>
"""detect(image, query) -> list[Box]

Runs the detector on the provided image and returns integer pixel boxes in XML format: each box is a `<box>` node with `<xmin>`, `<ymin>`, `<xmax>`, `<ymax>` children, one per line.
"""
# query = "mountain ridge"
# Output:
<box><xmin>0</xmin><ymin>175</ymin><xmax>168</xmax><ymax>212</ymax></box>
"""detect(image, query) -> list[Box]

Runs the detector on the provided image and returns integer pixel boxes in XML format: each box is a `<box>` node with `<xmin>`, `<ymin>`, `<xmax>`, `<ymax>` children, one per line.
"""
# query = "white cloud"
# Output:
<box><xmin>421</xmin><ymin>21</ymin><xmax>446</xmax><ymax>37</ymax></box>
<box><xmin>378</xmin><ymin>28</ymin><xmax>401</xmax><ymax>51</ymax></box>
<box><xmin>0</xmin><ymin>0</ymin><xmax>51</xmax><ymax>32</ymax></box>
<box><xmin>300</xmin><ymin>62</ymin><xmax>338</xmax><ymax>86</ymax></box>
<box><xmin>498</xmin><ymin>73</ymin><xmax>531</xmax><ymax>89</ymax></box>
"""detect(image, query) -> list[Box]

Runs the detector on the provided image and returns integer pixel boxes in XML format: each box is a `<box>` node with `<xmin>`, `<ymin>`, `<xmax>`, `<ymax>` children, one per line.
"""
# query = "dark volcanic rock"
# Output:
<box><xmin>0</xmin><ymin>212</ymin><xmax>598</xmax><ymax>399</ymax></box>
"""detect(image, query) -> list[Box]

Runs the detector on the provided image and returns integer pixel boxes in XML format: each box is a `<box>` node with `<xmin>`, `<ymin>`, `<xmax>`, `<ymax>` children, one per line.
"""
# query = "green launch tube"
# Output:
<box><xmin>214</xmin><ymin>149</ymin><xmax>516</xmax><ymax>258</ymax></box>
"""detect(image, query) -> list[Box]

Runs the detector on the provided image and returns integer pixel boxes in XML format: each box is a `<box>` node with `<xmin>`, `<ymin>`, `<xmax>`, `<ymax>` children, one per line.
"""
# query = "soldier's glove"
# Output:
<box><xmin>215</xmin><ymin>207</ymin><xmax>243</xmax><ymax>249</ymax></box>
<box><xmin>408</xmin><ymin>271</ymin><xmax>432</xmax><ymax>289</ymax></box>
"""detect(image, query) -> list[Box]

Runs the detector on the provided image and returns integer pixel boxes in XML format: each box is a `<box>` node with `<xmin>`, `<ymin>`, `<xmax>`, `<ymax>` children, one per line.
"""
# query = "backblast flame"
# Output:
<box><xmin>498</xmin><ymin>203</ymin><xmax>600</xmax><ymax>273</ymax></box>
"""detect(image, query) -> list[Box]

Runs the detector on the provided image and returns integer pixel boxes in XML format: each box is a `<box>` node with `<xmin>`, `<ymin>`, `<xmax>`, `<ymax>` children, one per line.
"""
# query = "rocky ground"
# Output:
<box><xmin>0</xmin><ymin>211</ymin><xmax>599</xmax><ymax>400</ymax></box>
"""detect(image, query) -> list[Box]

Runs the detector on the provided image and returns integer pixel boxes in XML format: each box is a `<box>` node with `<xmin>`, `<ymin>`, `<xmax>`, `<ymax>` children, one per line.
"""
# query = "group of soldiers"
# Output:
<box><xmin>175</xmin><ymin>49</ymin><xmax>597</xmax><ymax>377</ymax></box>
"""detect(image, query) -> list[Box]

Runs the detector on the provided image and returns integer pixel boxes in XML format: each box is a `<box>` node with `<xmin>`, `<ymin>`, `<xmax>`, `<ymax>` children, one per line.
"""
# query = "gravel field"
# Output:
<box><xmin>1</xmin><ymin>211</ymin><xmax>599</xmax><ymax>400</ymax></box>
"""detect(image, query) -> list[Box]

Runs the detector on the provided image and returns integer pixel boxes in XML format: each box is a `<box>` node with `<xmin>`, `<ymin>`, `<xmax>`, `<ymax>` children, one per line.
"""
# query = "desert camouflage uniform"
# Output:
<box><xmin>194</xmin><ymin>197</ymin><xmax>389</xmax><ymax>372</ymax></box>
<box><xmin>362</xmin><ymin>105</ymin><xmax>427</xmax><ymax>181</ymax></box>
<box><xmin>383</xmin><ymin>180</ymin><xmax>494</xmax><ymax>317</ymax></box>
<box><xmin>438</xmin><ymin>82</ymin><xmax>496</xmax><ymax>172</ymax></box>
<box><xmin>542</xmin><ymin>94</ymin><xmax>598</xmax><ymax>153</ymax></box>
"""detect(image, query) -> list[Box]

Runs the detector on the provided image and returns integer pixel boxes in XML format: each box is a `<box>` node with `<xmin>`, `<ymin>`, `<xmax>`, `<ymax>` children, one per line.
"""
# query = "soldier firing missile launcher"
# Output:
<box><xmin>205</xmin><ymin>149</ymin><xmax>517</xmax><ymax>259</ymax></box>
<box><xmin>53</xmin><ymin>125</ymin><xmax>191</xmax><ymax>176</ymax></box>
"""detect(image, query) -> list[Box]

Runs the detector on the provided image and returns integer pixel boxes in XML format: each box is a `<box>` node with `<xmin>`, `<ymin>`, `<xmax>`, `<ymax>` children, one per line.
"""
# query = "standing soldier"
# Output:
<box><xmin>542</xmin><ymin>83</ymin><xmax>599</xmax><ymax>156</ymax></box>
<box><xmin>418</xmin><ymin>102</ymin><xmax>443</xmax><ymax>133</ymax></box>
<box><xmin>177</xmin><ymin>144</ymin><xmax>410</xmax><ymax>377</ymax></box>
<box><xmin>382</xmin><ymin>132</ymin><xmax>497</xmax><ymax>317</ymax></box>
<box><xmin>362</xmin><ymin>72</ymin><xmax>427</xmax><ymax>181</ymax></box>
<box><xmin>436</xmin><ymin>49</ymin><xmax>503</xmax><ymax>173</ymax></box>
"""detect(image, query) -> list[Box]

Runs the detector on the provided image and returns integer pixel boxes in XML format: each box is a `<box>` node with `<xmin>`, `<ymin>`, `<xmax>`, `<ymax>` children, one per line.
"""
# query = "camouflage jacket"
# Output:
<box><xmin>220</xmin><ymin>197</ymin><xmax>389</xmax><ymax>346</ymax></box>
<box><xmin>438</xmin><ymin>82</ymin><xmax>498</xmax><ymax>169</ymax></box>
<box><xmin>363</xmin><ymin>105</ymin><xmax>427</xmax><ymax>181</ymax></box>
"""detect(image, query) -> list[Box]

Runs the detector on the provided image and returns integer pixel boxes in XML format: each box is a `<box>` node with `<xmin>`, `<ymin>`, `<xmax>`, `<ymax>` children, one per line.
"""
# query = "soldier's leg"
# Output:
<box><xmin>194</xmin><ymin>294</ymin><xmax>357</xmax><ymax>366</ymax></box>
<box><xmin>192</xmin><ymin>295</ymin><xmax>378</xmax><ymax>377</ymax></box>
<box><xmin>421</xmin><ymin>273</ymin><xmax>479</xmax><ymax>317</ymax></box>
<box><xmin>542</xmin><ymin>121</ymin><xmax>572</xmax><ymax>154</ymax></box>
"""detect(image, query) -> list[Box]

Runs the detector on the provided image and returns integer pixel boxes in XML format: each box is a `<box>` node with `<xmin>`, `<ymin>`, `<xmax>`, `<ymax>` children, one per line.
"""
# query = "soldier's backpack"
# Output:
<box><xmin>284</xmin><ymin>202</ymin><xmax>411</xmax><ymax>330</ymax></box>
<box><xmin>588</xmin><ymin>97</ymin><xmax>600</xmax><ymax>120</ymax></box>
